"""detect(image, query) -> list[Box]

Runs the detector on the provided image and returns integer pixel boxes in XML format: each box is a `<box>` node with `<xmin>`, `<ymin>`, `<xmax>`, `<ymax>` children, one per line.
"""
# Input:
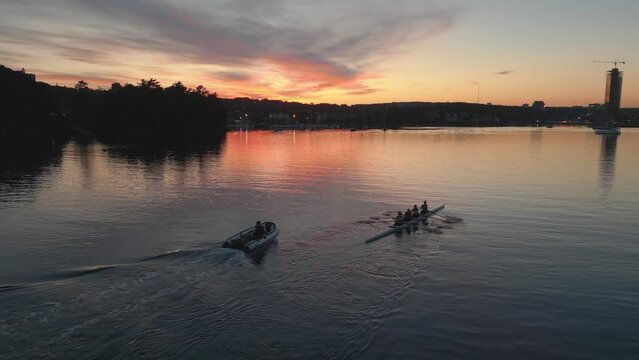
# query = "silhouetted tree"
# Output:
<box><xmin>74</xmin><ymin>80</ymin><xmax>89</xmax><ymax>91</ymax></box>
<box><xmin>0</xmin><ymin>65</ymin><xmax>67</xmax><ymax>143</ymax></box>
<box><xmin>138</xmin><ymin>78</ymin><xmax>161</xmax><ymax>90</ymax></box>
<box><xmin>167</xmin><ymin>81</ymin><xmax>187</xmax><ymax>94</ymax></box>
<box><xmin>191</xmin><ymin>85</ymin><xmax>209</xmax><ymax>96</ymax></box>
<box><xmin>1</xmin><ymin>65</ymin><xmax>228</xmax><ymax>147</ymax></box>
<box><xmin>92</xmin><ymin>77</ymin><xmax>227</xmax><ymax>144</ymax></box>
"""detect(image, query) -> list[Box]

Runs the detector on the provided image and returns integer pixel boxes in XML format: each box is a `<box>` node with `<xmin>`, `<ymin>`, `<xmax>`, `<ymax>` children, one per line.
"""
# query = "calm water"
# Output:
<box><xmin>1</xmin><ymin>128</ymin><xmax>638</xmax><ymax>359</ymax></box>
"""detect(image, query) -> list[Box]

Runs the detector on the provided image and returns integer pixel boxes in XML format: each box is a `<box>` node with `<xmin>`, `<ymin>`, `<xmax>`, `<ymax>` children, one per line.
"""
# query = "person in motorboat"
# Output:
<box><xmin>253</xmin><ymin>221</ymin><xmax>266</xmax><ymax>239</ymax></box>
<box><xmin>420</xmin><ymin>201</ymin><xmax>429</xmax><ymax>214</ymax></box>
<box><xmin>394</xmin><ymin>212</ymin><xmax>404</xmax><ymax>226</ymax></box>
<box><xmin>412</xmin><ymin>205</ymin><xmax>420</xmax><ymax>218</ymax></box>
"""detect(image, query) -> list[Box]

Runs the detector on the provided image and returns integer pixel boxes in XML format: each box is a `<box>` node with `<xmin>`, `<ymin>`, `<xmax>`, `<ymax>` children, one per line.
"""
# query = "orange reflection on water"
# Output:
<box><xmin>219</xmin><ymin>128</ymin><xmax>639</xmax><ymax>203</ymax></box>
<box><xmin>45</xmin><ymin>128</ymin><xmax>639</xmax><ymax>207</ymax></box>
<box><xmin>221</xmin><ymin>130</ymin><xmax>366</xmax><ymax>193</ymax></box>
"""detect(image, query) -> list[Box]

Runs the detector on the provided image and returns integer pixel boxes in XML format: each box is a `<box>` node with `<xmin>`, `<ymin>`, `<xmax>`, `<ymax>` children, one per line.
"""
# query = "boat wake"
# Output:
<box><xmin>37</xmin><ymin>264</ymin><xmax>122</xmax><ymax>282</ymax></box>
<box><xmin>0</xmin><ymin>246</ymin><xmax>247</xmax><ymax>293</ymax></box>
<box><xmin>136</xmin><ymin>248</ymin><xmax>210</xmax><ymax>263</ymax></box>
<box><xmin>0</xmin><ymin>284</ymin><xmax>29</xmax><ymax>293</ymax></box>
<box><xmin>0</xmin><ymin>216</ymin><xmax>460</xmax><ymax>359</ymax></box>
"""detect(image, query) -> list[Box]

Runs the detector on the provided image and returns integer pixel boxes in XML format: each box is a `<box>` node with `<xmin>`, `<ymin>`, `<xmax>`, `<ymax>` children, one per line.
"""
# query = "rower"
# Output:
<box><xmin>393</xmin><ymin>212</ymin><xmax>404</xmax><ymax>226</ymax></box>
<box><xmin>403</xmin><ymin>209</ymin><xmax>412</xmax><ymax>222</ymax></box>
<box><xmin>412</xmin><ymin>205</ymin><xmax>420</xmax><ymax>218</ymax></box>
<box><xmin>420</xmin><ymin>200</ymin><xmax>429</xmax><ymax>214</ymax></box>
<box><xmin>253</xmin><ymin>221</ymin><xmax>266</xmax><ymax>239</ymax></box>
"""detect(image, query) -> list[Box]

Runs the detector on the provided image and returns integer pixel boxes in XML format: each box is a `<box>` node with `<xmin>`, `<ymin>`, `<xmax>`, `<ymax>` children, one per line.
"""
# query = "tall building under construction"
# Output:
<box><xmin>605</xmin><ymin>68</ymin><xmax>623</xmax><ymax>119</ymax></box>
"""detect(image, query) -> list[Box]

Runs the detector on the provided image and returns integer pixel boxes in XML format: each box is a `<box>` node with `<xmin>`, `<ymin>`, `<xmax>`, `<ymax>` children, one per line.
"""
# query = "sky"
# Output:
<box><xmin>1</xmin><ymin>0</ymin><xmax>638</xmax><ymax>106</ymax></box>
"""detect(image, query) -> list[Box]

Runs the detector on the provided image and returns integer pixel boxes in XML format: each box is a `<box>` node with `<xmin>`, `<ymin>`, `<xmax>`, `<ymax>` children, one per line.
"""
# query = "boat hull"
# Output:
<box><xmin>223</xmin><ymin>223</ymin><xmax>279</xmax><ymax>253</ymax></box>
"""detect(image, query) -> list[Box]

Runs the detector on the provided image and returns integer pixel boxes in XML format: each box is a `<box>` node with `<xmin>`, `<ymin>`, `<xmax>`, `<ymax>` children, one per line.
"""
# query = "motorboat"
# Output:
<box><xmin>223</xmin><ymin>222</ymin><xmax>279</xmax><ymax>252</ymax></box>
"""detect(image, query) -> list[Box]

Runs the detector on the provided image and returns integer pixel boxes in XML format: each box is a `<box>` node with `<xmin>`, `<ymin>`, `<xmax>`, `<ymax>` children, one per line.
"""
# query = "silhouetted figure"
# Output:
<box><xmin>412</xmin><ymin>205</ymin><xmax>420</xmax><ymax>218</ymax></box>
<box><xmin>420</xmin><ymin>201</ymin><xmax>429</xmax><ymax>214</ymax></box>
<box><xmin>403</xmin><ymin>209</ymin><xmax>413</xmax><ymax>223</ymax></box>
<box><xmin>394</xmin><ymin>212</ymin><xmax>404</xmax><ymax>226</ymax></box>
<box><xmin>253</xmin><ymin>221</ymin><xmax>266</xmax><ymax>239</ymax></box>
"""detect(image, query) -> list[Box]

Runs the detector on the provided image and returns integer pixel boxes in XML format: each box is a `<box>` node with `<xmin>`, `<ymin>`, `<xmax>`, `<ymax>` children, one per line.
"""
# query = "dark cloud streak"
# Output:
<box><xmin>212</xmin><ymin>71</ymin><xmax>252</xmax><ymax>82</ymax></box>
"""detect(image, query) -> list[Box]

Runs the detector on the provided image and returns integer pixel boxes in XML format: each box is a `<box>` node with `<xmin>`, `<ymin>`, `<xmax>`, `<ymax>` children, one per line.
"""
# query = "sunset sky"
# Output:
<box><xmin>1</xmin><ymin>0</ymin><xmax>638</xmax><ymax>106</ymax></box>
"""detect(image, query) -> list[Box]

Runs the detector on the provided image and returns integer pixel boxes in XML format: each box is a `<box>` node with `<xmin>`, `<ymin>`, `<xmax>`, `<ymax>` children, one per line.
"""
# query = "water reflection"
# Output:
<box><xmin>78</xmin><ymin>134</ymin><xmax>228</xmax><ymax>203</ymax></box>
<box><xmin>1</xmin><ymin>129</ymin><xmax>639</xmax><ymax>359</ymax></box>
<box><xmin>0</xmin><ymin>140</ymin><xmax>64</xmax><ymax>203</ymax></box>
<box><xmin>104</xmin><ymin>132</ymin><xmax>226</xmax><ymax>165</ymax></box>
<box><xmin>529</xmin><ymin>128</ymin><xmax>543</xmax><ymax>143</ymax></box>
<box><xmin>1</xmin><ymin>129</ymin><xmax>636</xmax><ymax>277</ymax></box>
<box><xmin>599</xmin><ymin>135</ymin><xmax>618</xmax><ymax>195</ymax></box>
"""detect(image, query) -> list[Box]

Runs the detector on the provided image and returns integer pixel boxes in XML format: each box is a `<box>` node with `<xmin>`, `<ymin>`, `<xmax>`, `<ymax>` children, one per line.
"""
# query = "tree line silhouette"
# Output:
<box><xmin>0</xmin><ymin>65</ymin><xmax>227</xmax><ymax>147</ymax></box>
<box><xmin>4</xmin><ymin>64</ymin><xmax>637</xmax><ymax>149</ymax></box>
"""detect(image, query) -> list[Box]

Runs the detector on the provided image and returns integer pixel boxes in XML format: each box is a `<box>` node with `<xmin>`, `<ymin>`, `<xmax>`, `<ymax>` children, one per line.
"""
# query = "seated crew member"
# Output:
<box><xmin>253</xmin><ymin>221</ymin><xmax>266</xmax><ymax>239</ymax></box>
<box><xmin>403</xmin><ymin>209</ymin><xmax>413</xmax><ymax>222</ymax></box>
<box><xmin>420</xmin><ymin>201</ymin><xmax>429</xmax><ymax>214</ymax></box>
<box><xmin>412</xmin><ymin>205</ymin><xmax>420</xmax><ymax>218</ymax></box>
<box><xmin>394</xmin><ymin>212</ymin><xmax>404</xmax><ymax>226</ymax></box>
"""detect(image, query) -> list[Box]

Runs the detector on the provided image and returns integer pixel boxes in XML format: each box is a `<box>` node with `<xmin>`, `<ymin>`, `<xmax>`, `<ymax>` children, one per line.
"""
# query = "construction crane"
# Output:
<box><xmin>593</xmin><ymin>59</ymin><xmax>626</xmax><ymax>68</ymax></box>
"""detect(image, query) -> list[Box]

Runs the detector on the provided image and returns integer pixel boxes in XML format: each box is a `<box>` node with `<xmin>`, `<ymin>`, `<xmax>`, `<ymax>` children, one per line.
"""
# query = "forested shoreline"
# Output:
<box><xmin>0</xmin><ymin>65</ymin><xmax>227</xmax><ymax>146</ymax></box>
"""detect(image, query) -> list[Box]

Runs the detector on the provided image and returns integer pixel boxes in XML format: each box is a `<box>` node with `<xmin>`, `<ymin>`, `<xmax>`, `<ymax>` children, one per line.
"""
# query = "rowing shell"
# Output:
<box><xmin>364</xmin><ymin>205</ymin><xmax>445</xmax><ymax>244</ymax></box>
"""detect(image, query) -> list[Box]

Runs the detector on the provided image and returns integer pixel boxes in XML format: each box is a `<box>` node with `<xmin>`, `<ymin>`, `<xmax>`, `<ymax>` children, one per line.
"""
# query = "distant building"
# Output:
<box><xmin>20</xmin><ymin>68</ymin><xmax>36</xmax><ymax>81</ymax></box>
<box><xmin>1</xmin><ymin>65</ymin><xmax>37</xmax><ymax>85</ymax></box>
<box><xmin>532</xmin><ymin>101</ymin><xmax>545</xmax><ymax>111</ymax></box>
<box><xmin>605</xmin><ymin>68</ymin><xmax>623</xmax><ymax>119</ymax></box>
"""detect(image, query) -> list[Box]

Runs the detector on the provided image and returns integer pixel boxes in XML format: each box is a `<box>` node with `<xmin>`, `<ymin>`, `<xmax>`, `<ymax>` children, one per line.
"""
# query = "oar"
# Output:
<box><xmin>432</xmin><ymin>214</ymin><xmax>463</xmax><ymax>223</ymax></box>
<box><xmin>431</xmin><ymin>214</ymin><xmax>448</xmax><ymax>221</ymax></box>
